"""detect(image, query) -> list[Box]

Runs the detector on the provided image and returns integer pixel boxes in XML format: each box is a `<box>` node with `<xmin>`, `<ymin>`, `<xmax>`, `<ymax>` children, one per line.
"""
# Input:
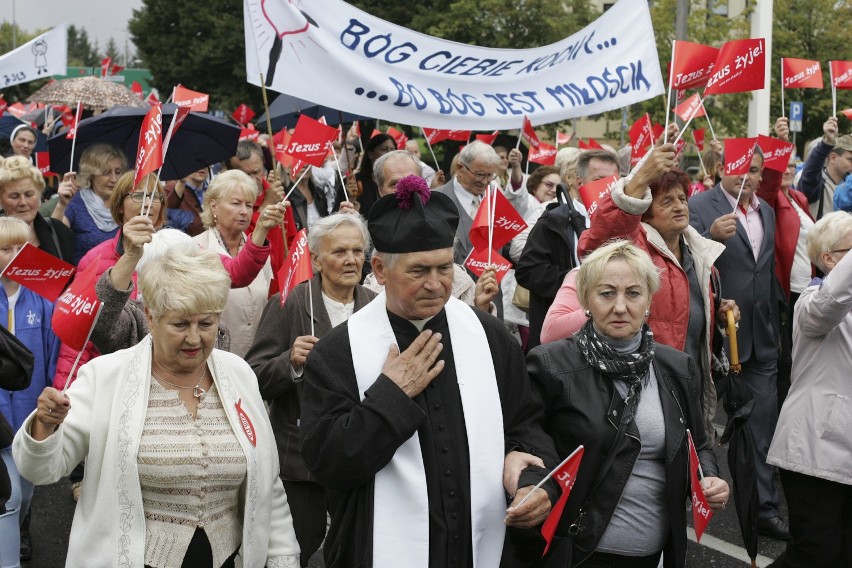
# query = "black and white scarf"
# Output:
<box><xmin>576</xmin><ymin>319</ymin><xmax>655</xmax><ymax>423</ymax></box>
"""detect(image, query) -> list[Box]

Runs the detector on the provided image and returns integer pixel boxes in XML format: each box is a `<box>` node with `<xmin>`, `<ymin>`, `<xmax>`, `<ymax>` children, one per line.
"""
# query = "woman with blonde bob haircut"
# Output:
<box><xmin>195</xmin><ymin>169</ymin><xmax>270</xmax><ymax>357</ymax></box>
<box><xmin>767</xmin><ymin>211</ymin><xmax>852</xmax><ymax>567</ymax></box>
<box><xmin>518</xmin><ymin>240</ymin><xmax>728</xmax><ymax>567</ymax></box>
<box><xmin>14</xmin><ymin>246</ymin><xmax>301</xmax><ymax>568</ymax></box>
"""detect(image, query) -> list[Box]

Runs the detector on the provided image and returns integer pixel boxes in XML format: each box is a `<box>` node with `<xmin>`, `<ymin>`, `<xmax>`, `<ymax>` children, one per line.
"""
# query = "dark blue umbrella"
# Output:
<box><xmin>0</xmin><ymin>114</ymin><xmax>49</xmax><ymax>153</ymax></box>
<box><xmin>257</xmin><ymin>93</ymin><xmax>370</xmax><ymax>131</ymax></box>
<box><xmin>47</xmin><ymin>104</ymin><xmax>240</xmax><ymax>180</ymax></box>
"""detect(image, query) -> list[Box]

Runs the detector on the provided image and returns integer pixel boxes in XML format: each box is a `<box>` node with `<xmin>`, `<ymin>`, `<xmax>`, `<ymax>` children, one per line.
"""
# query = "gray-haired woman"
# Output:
<box><xmin>14</xmin><ymin>246</ymin><xmax>300</xmax><ymax>567</ymax></box>
<box><xmin>245</xmin><ymin>212</ymin><xmax>376</xmax><ymax>566</ymax></box>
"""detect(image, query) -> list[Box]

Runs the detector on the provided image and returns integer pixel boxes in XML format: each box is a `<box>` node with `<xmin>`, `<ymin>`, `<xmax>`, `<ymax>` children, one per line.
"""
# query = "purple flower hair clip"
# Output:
<box><xmin>394</xmin><ymin>175</ymin><xmax>431</xmax><ymax>210</ymax></box>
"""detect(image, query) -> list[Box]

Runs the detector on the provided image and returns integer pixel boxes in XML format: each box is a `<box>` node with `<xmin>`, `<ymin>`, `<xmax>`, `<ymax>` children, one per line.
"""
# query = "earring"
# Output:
<box><xmin>213</xmin><ymin>213</ymin><xmax>218</xmax><ymax>224</ymax></box>
<box><xmin>583</xmin><ymin>309</ymin><xmax>591</xmax><ymax>317</ymax></box>
<box><xmin>644</xmin><ymin>309</ymin><xmax>650</xmax><ymax>317</ymax></box>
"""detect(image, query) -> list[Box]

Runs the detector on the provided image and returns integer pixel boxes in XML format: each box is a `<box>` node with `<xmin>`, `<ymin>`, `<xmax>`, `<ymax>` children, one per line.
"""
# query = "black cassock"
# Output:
<box><xmin>300</xmin><ymin>307</ymin><xmax>557</xmax><ymax>568</ymax></box>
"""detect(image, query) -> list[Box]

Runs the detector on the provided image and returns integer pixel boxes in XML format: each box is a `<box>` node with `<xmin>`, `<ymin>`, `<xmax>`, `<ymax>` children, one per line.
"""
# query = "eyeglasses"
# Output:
<box><xmin>459</xmin><ymin>162</ymin><xmax>497</xmax><ymax>182</ymax></box>
<box><xmin>126</xmin><ymin>191</ymin><xmax>165</xmax><ymax>203</ymax></box>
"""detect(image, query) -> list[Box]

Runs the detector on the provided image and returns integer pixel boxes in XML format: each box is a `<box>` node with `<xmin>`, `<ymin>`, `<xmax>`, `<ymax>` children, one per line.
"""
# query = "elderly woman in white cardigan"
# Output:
<box><xmin>14</xmin><ymin>245</ymin><xmax>299</xmax><ymax>568</ymax></box>
<box><xmin>767</xmin><ymin>211</ymin><xmax>852</xmax><ymax>567</ymax></box>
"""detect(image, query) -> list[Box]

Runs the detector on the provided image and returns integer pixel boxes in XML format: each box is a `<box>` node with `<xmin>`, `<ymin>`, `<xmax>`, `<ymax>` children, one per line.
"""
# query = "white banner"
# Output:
<box><xmin>0</xmin><ymin>25</ymin><xmax>68</xmax><ymax>89</ymax></box>
<box><xmin>245</xmin><ymin>0</ymin><xmax>663</xmax><ymax>130</ymax></box>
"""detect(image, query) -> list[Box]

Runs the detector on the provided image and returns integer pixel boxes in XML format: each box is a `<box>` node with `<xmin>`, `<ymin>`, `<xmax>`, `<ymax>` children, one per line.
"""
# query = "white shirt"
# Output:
<box><xmin>452</xmin><ymin>176</ymin><xmax>480</xmax><ymax>218</ymax></box>
<box><xmin>788</xmin><ymin>196</ymin><xmax>815</xmax><ymax>294</ymax></box>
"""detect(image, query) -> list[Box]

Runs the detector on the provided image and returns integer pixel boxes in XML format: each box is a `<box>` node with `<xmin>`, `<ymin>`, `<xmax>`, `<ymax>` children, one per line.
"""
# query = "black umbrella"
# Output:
<box><xmin>47</xmin><ymin>104</ymin><xmax>240</xmax><ymax>181</ymax></box>
<box><xmin>257</xmin><ymin>93</ymin><xmax>370</xmax><ymax>131</ymax></box>
<box><xmin>716</xmin><ymin>311</ymin><xmax>760</xmax><ymax>568</ymax></box>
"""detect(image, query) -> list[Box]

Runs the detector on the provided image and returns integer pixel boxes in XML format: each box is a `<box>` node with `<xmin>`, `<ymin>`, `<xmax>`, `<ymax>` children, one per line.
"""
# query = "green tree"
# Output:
<box><xmin>67</xmin><ymin>24</ymin><xmax>99</xmax><ymax>67</ymax></box>
<box><xmin>129</xmin><ymin>0</ymin><xmax>263</xmax><ymax>111</ymax></box>
<box><xmin>103</xmin><ymin>37</ymin><xmax>122</xmax><ymax>63</ymax></box>
<box><xmin>771</xmin><ymin>0</ymin><xmax>852</xmax><ymax>150</ymax></box>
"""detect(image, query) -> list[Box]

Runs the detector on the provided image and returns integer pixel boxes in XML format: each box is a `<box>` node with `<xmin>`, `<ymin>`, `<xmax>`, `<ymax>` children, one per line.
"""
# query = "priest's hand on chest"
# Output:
<box><xmin>382</xmin><ymin>330</ymin><xmax>445</xmax><ymax>398</ymax></box>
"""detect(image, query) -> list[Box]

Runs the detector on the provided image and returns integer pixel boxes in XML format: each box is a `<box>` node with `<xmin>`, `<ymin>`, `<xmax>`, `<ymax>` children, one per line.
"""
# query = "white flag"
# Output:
<box><xmin>0</xmin><ymin>24</ymin><xmax>68</xmax><ymax>89</ymax></box>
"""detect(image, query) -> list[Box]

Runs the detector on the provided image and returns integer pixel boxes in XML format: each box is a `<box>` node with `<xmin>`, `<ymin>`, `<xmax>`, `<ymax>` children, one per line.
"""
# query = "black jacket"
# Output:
<box><xmin>517</xmin><ymin>338</ymin><xmax>718</xmax><ymax>568</ymax></box>
<box><xmin>288</xmin><ymin>180</ymin><xmax>330</xmax><ymax>231</ymax></box>
<box><xmin>32</xmin><ymin>213</ymin><xmax>75</xmax><ymax>265</ymax></box>
<box><xmin>515</xmin><ymin>203</ymin><xmax>582</xmax><ymax>350</ymax></box>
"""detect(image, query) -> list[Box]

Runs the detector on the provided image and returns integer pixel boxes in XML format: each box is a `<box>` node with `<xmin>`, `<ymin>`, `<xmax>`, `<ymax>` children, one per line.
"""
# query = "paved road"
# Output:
<box><xmin>23</xmin><ymin>414</ymin><xmax>787</xmax><ymax>567</ymax></box>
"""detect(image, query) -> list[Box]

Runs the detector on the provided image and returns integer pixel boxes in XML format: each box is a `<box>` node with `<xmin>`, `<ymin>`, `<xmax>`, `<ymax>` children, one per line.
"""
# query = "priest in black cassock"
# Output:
<box><xmin>300</xmin><ymin>175</ymin><xmax>559</xmax><ymax>567</ymax></box>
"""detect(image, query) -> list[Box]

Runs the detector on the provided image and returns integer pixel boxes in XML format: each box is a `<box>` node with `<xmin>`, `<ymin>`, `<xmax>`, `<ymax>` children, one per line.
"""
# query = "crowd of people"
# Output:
<box><xmin>0</xmin><ymin>99</ymin><xmax>850</xmax><ymax>568</ymax></box>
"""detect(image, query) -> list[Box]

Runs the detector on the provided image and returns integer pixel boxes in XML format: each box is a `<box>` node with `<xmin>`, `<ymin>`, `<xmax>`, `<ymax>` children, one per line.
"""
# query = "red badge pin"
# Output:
<box><xmin>235</xmin><ymin>399</ymin><xmax>257</xmax><ymax>447</ymax></box>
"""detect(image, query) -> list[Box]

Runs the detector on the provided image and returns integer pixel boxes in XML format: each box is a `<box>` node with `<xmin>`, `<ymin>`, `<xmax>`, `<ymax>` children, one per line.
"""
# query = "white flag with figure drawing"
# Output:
<box><xmin>244</xmin><ymin>0</ymin><xmax>663</xmax><ymax>129</ymax></box>
<box><xmin>0</xmin><ymin>24</ymin><xmax>68</xmax><ymax>89</ymax></box>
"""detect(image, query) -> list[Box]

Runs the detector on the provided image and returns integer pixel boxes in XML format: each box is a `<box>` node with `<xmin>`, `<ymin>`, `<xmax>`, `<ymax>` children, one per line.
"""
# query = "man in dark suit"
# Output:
<box><xmin>688</xmin><ymin>148</ymin><xmax>790</xmax><ymax>540</ymax></box>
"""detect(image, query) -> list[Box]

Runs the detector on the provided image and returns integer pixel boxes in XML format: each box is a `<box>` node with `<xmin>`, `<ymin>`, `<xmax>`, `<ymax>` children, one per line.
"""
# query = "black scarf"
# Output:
<box><xmin>576</xmin><ymin>319</ymin><xmax>655</xmax><ymax>424</ymax></box>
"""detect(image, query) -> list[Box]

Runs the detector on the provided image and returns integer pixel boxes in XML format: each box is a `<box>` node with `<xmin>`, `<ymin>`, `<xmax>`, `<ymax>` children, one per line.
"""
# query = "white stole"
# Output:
<box><xmin>348</xmin><ymin>292</ymin><xmax>506</xmax><ymax>567</ymax></box>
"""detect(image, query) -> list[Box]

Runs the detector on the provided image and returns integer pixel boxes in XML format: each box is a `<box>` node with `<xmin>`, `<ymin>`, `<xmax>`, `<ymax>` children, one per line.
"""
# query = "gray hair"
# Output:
<box><xmin>136</xmin><ymin>228</ymin><xmax>197</xmax><ymax>274</ymax></box>
<box><xmin>576</xmin><ymin>239</ymin><xmax>661</xmax><ymax>309</ymax></box>
<box><xmin>372</xmin><ymin>250</ymin><xmax>400</xmax><ymax>270</ymax></box>
<box><xmin>201</xmin><ymin>170</ymin><xmax>259</xmax><ymax>228</ymax></box>
<box><xmin>224</xmin><ymin>140</ymin><xmax>264</xmax><ymax>169</ymax></box>
<box><xmin>807</xmin><ymin>211</ymin><xmax>852</xmax><ymax>272</ymax></box>
<box><xmin>307</xmin><ymin>213</ymin><xmax>370</xmax><ymax>256</ymax></box>
<box><xmin>138</xmin><ymin>245</ymin><xmax>231</xmax><ymax>319</ymax></box>
<box><xmin>555</xmin><ymin>147</ymin><xmax>581</xmax><ymax>178</ymax></box>
<box><xmin>373</xmin><ymin>150</ymin><xmax>422</xmax><ymax>189</ymax></box>
<box><xmin>576</xmin><ymin>149</ymin><xmax>619</xmax><ymax>182</ymax></box>
<box><xmin>458</xmin><ymin>140</ymin><xmax>501</xmax><ymax>169</ymax></box>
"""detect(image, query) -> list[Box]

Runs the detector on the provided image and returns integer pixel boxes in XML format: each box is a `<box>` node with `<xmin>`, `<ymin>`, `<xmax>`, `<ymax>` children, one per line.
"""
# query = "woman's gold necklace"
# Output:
<box><xmin>152</xmin><ymin>365</ymin><xmax>208</xmax><ymax>399</ymax></box>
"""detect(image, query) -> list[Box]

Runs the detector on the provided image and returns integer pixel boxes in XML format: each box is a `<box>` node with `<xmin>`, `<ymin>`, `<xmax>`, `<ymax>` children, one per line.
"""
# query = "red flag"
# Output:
<box><xmin>520</xmin><ymin>116</ymin><xmax>540</xmax><ymax>149</ymax></box>
<box><xmin>782</xmin><ymin>58</ymin><xmax>823</xmax><ymax>89</ymax></box>
<box><xmin>386</xmin><ymin>126</ymin><xmax>408</xmax><ymax>149</ymax></box>
<box><xmin>651</xmin><ymin>123</ymin><xmax>664</xmax><ymax>143</ymax></box>
<box><xmin>278</xmin><ymin>229</ymin><xmax>314</xmax><ymax>305</ymax></box>
<box><xmin>670</xmin><ymin>40</ymin><xmax>719</xmax><ymax>90</ymax></box>
<box><xmin>0</xmin><ymin>97</ymin><xmax>7</xmax><ymax>117</ymax></box>
<box><xmin>100</xmin><ymin>57</ymin><xmax>112</xmax><ymax>78</ymax></box>
<box><xmin>841</xmin><ymin>109</ymin><xmax>852</xmax><ymax>120</ymax></box>
<box><xmin>629</xmin><ymin>114</ymin><xmax>654</xmax><ymax>167</ymax></box>
<box><xmin>35</xmin><ymin>152</ymin><xmax>53</xmax><ymax>176</ymax></box>
<box><xmin>6</xmin><ymin>102</ymin><xmax>26</xmax><ymax>119</ymax></box>
<box><xmin>469</xmin><ymin>188</ymin><xmax>527</xmax><ymax>251</ymax></box>
<box><xmin>687</xmin><ymin>430</ymin><xmax>713</xmax><ymax>542</ymax></box>
<box><xmin>109</xmin><ymin>64</ymin><xmax>124</xmax><ymax>76</ymax></box>
<box><xmin>672</xmin><ymin>93</ymin><xmax>706</xmax><ymax>122</ymax></box>
<box><xmin>145</xmin><ymin>91</ymin><xmax>160</xmax><ymax>106</ymax></box>
<box><xmin>577</xmin><ymin>138</ymin><xmax>604</xmax><ymax>150</ymax></box>
<box><xmin>130</xmin><ymin>81</ymin><xmax>144</xmax><ymax>99</ymax></box>
<box><xmin>287</xmin><ymin>115</ymin><xmax>339</xmax><ymax>174</ymax></box>
<box><xmin>475</xmin><ymin>130</ymin><xmax>499</xmax><ymax>146</ymax></box>
<box><xmin>529</xmin><ymin>141</ymin><xmax>558</xmax><ymax>166</ymax></box>
<box><xmin>556</xmin><ymin>130</ymin><xmax>573</xmax><ymax>145</ymax></box>
<box><xmin>757</xmin><ymin>135</ymin><xmax>796</xmax><ymax>173</ymax></box>
<box><xmin>724</xmin><ymin>137</ymin><xmax>758</xmax><ymax>176</ymax></box>
<box><xmin>423</xmin><ymin>128</ymin><xmax>471</xmax><ymax>145</ymax></box>
<box><xmin>134</xmin><ymin>105</ymin><xmax>163</xmax><ymax>187</ymax></box>
<box><xmin>231</xmin><ymin>103</ymin><xmax>256</xmax><ymax>126</ymax></box>
<box><xmin>578</xmin><ymin>175</ymin><xmax>619</xmax><ymax>218</ymax></box>
<box><xmin>51</xmin><ymin>259</ymin><xmax>102</xmax><ymax>351</ymax></box>
<box><xmin>163</xmin><ymin>106</ymin><xmax>191</xmax><ymax>157</ymax></box>
<box><xmin>239</xmin><ymin>125</ymin><xmax>260</xmax><ymax>142</ymax></box>
<box><xmin>704</xmin><ymin>38</ymin><xmax>766</xmax><ymax>95</ymax></box>
<box><xmin>64</xmin><ymin>101</ymin><xmax>83</xmax><ymax>140</ymax></box>
<box><xmin>173</xmin><ymin>85</ymin><xmax>210</xmax><ymax>111</ymax></box>
<box><xmin>830</xmin><ymin>61</ymin><xmax>852</xmax><ymax>89</ymax></box>
<box><xmin>540</xmin><ymin>446</ymin><xmax>585</xmax><ymax>555</ymax></box>
<box><xmin>272</xmin><ymin>129</ymin><xmax>294</xmax><ymax>167</ymax></box>
<box><xmin>0</xmin><ymin>243</ymin><xmax>75</xmax><ymax>302</ymax></box>
<box><xmin>463</xmin><ymin>247</ymin><xmax>512</xmax><ymax>284</ymax></box>
<box><xmin>692</xmin><ymin>129</ymin><xmax>706</xmax><ymax>152</ymax></box>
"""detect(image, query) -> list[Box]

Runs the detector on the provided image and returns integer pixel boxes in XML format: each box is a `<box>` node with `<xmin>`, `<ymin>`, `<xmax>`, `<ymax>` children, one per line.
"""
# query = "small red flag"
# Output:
<box><xmin>463</xmin><ymin>247</ymin><xmax>512</xmax><ymax>284</ymax></box>
<box><xmin>687</xmin><ymin>430</ymin><xmax>713</xmax><ymax>542</ymax></box>
<box><xmin>672</xmin><ymin>93</ymin><xmax>706</xmax><ymax>122</ymax></box>
<box><xmin>469</xmin><ymin>188</ymin><xmax>527</xmax><ymax>251</ymax></box>
<box><xmin>423</xmin><ymin>128</ymin><xmax>471</xmax><ymax>145</ymax></box>
<box><xmin>577</xmin><ymin>138</ymin><xmax>604</xmax><ymax>150</ymax></box>
<box><xmin>670</xmin><ymin>40</ymin><xmax>720</xmax><ymax>90</ymax></box>
<box><xmin>100</xmin><ymin>57</ymin><xmax>112</xmax><ymax>78</ymax></box>
<box><xmin>0</xmin><ymin>243</ymin><xmax>76</xmax><ymax>302</ymax></box>
<box><xmin>386</xmin><ymin>126</ymin><xmax>408</xmax><ymax>150</ymax></box>
<box><xmin>287</xmin><ymin>115</ymin><xmax>339</xmax><ymax>173</ymax></box>
<box><xmin>272</xmin><ymin>129</ymin><xmax>294</xmax><ymax>167</ymax></box>
<box><xmin>556</xmin><ymin>130</ymin><xmax>573</xmax><ymax>146</ymax></box>
<box><xmin>692</xmin><ymin>129</ymin><xmax>706</xmax><ymax>152</ymax></box>
<box><xmin>520</xmin><ymin>116</ymin><xmax>540</xmax><ymax>149</ymax></box>
<box><xmin>830</xmin><ymin>61</ymin><xmax>852</xmax><ymax>89</ymax></box>
<box><xmin>130</xmin><ymin>81</ymin><xmax>144</xmax><ymax>99</ymax></box>
<box><xmin>782</xmin><ymin>58</ymin><xmax>823</xmax><ymax>89</ymax></box>
<box><xmin>231</xmin><ymin>103</ymin><xmax>256</xmax><ymax>126</ymax></box>
<box><xmin>51</xmin><ymin>259</ymin><xmax>103</xmax><ymax>351</ymax></box>
<box><xmin>0</xmin><ymin>97</ymin><xmax>7</xmax><ymax>117</ymax></box>
<box><xmin>278</xmin><ymin>229</ymin><xmax>314</xmax><ymax>305</ymax></box>
<box><xmin>841</xmin><ymin>109</ymin><xmax>852</xmax><ymax>121</ymax></box>
<box><xmin>529</xmin><ymin>141</ymin><xmax>558</xmax><ymax>166</ymax></box>
<box><xmin>162</xmin><ymin>106</ymin><xmax>191</xmax><ymax>158</ymax></box>
<box><xmin>629</xmin><ymin>114</ymin><xmax>654</xmax><ymax>167</ymax></box>
<box><xmin>173</xmin><ymin>85</ymin><xmax>210</xmax><ymax>112</ymax></box>
<box><xmin>475</xmin><ymin>130</ymin><xmax>499</xmax><ymax>146</ymax></box>
<box><xmin>35</xmin><ymin>152</ymin><xmax>53</xmax><ymax>176</ymax></box>
<box><xmin>64</xmin><ymin>101</ymin><xmax>83</xmax><ymax>140</ymax></box>
<box><xmin>239</xmin><ymin>125</ymin><xmax>260</xmax><ymax>142</ymax></box>
<box><xmin>578</xmin><ymin>175</ymin><xmax>619</xmax><ymax>218</ymax></box>
<box><xmin>540</xmin><ymin>446</ymin><xmax>585</xmax><ymax>555</ymax></box>
<box><xmin>757</xmin><ymin>135</ymin><xmax>796</xmax><ymax>173</ymax></box>
<box><xmin>145</xmin><ymin>91</ymin><xmax>160</xmax><ymax>106</ymax></box>
<box><xmin>704</xmin><ymin>38</ymin><xmax>766</xmax><ymax>96</ymax></box>
<box><xmin>134</xmin><ymin>104</ymin><xmax>163</xmax><ymax>188</ymax></box>
<box><xmin>109</xmin><ymin>64</ymin><xmax>124</xmax><ymax>76</ymax></box>
<box><xmin>724</xmin><ymin>137</ymin><xmax>758</xmax><ymax>176</ymax></box>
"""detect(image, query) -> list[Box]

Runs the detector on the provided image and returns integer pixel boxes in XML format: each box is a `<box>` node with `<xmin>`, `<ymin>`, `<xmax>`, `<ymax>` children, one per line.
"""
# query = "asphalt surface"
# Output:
<box><xmin>23</xmin><ymin>413</ymin><xmax>787</xmax><ymax>567</ymax></box>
